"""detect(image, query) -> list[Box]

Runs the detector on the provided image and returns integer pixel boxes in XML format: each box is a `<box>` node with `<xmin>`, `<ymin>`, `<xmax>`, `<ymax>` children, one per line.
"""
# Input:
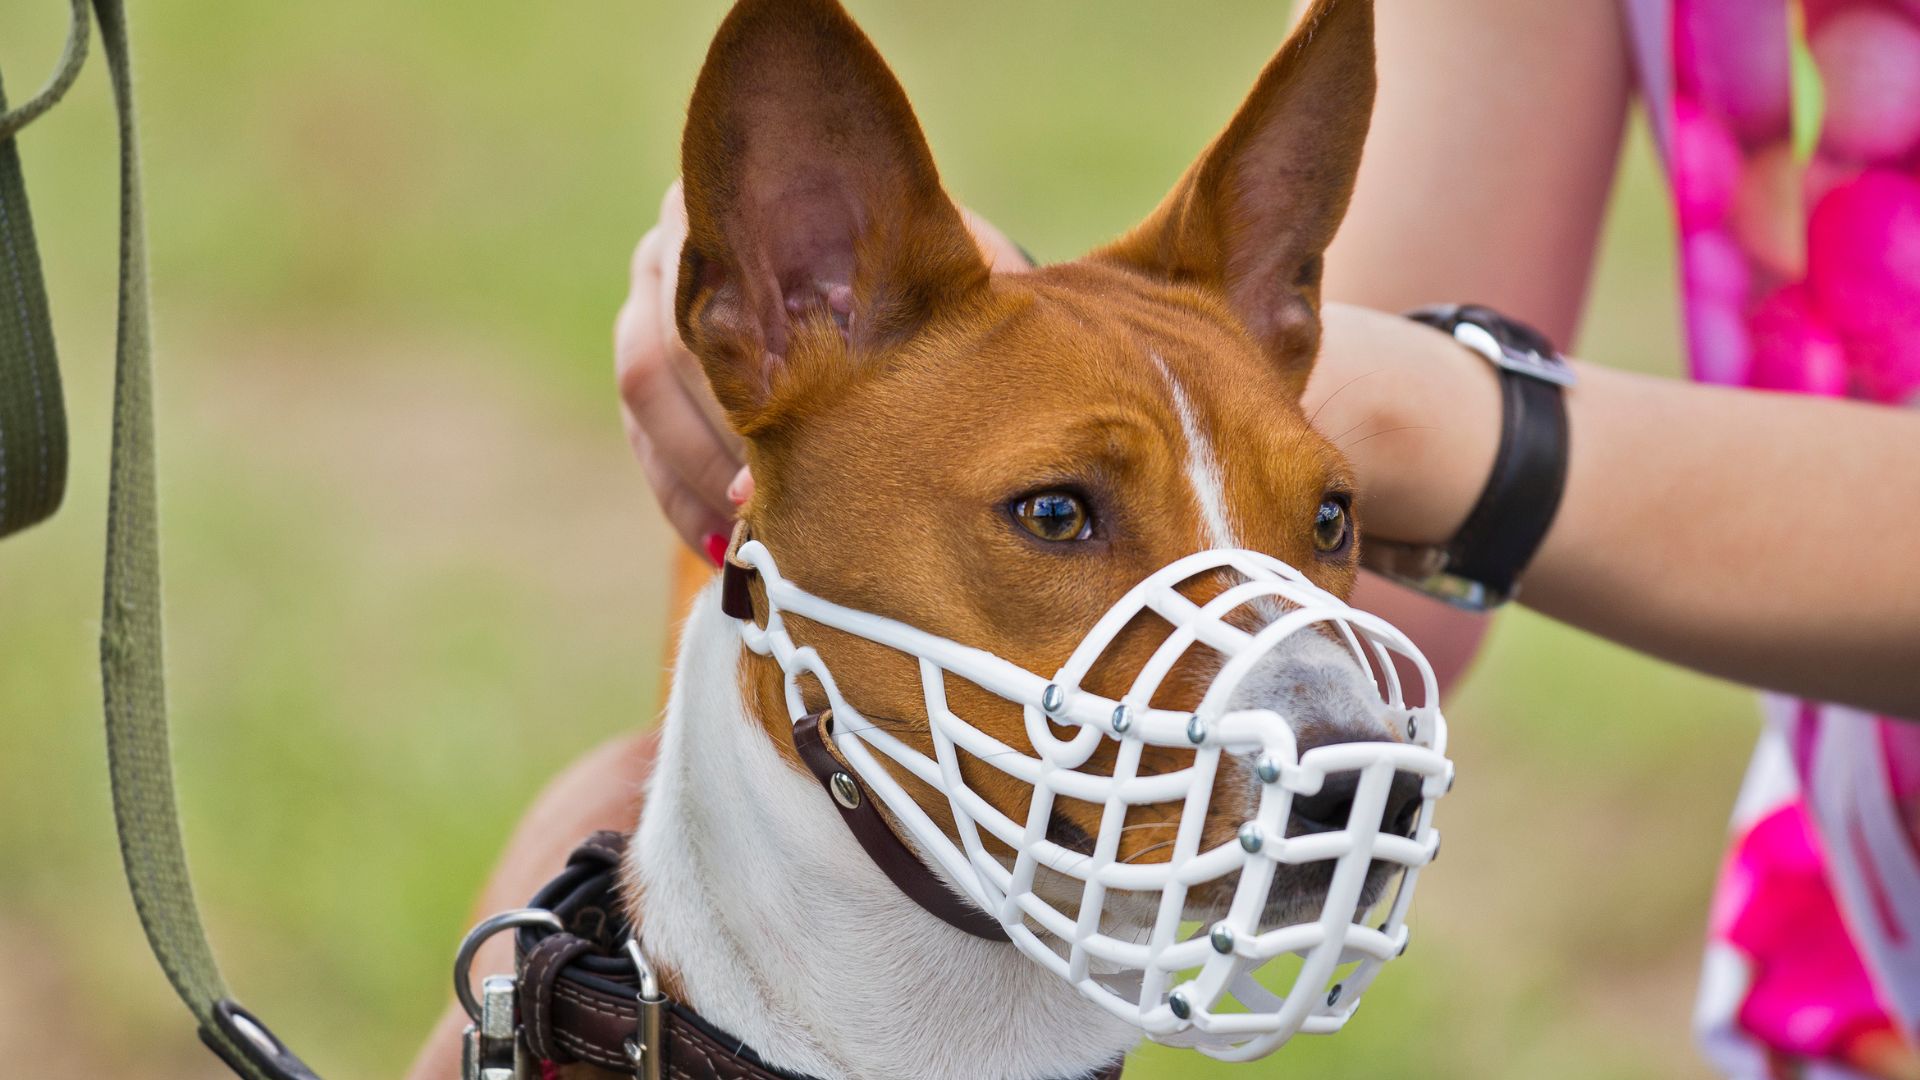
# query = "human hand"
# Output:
<box><xmin>1304</xmin><ymin>302</ymin><xmax>1504</xmax><ymax>549</ymax></box>
<box><xmin>615</xmin><ymin>181</ymin><xmax>1033</xmax><ymax>561</ymax></box>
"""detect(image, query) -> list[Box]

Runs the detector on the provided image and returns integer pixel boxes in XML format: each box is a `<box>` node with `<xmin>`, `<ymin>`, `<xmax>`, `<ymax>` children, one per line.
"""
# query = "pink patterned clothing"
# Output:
<box><xmin>1622</xmin><ymin>0</ymin><xmax>1920</xmax><ymax>1076</ymax></box>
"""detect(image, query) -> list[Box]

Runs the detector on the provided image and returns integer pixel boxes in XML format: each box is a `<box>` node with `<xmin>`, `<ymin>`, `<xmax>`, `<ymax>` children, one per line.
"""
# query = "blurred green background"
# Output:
<box><xmin>0</xmin><ymin>2</ymin><xmax>1755</xmax><ymax>1077</ymax></box>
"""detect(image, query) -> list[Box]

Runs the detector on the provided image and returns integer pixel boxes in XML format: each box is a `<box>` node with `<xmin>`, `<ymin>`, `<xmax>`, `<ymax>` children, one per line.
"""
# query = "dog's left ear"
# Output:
<box><xmin>1094</xmin><ymin>0</ymin><xmax>1374</xmax><ymax>397</ymax></box>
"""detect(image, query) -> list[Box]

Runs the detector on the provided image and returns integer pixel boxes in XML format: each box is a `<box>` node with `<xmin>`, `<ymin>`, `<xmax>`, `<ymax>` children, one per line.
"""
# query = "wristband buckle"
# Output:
<box><xmin>1408</xmin><ymin>303</ymin><xmax>1577</xmax><ymax>388</ymax></box>
<box><xmin>1363</xmin><ymin>540</ymin><xmax>1508</xmax><ymax>612</ymax></box>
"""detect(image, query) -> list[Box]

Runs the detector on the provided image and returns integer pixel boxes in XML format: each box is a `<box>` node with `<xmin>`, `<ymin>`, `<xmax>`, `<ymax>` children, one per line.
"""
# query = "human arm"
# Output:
<box><xmin>1310</xmin><ymin>302</ymin><xmax>1920</xmax><ymax>717</ymax></box>
<box><xmin>1311</xmin><ymin>0</ymin><xmax>1632</xmax><ymax>683</ymax></box>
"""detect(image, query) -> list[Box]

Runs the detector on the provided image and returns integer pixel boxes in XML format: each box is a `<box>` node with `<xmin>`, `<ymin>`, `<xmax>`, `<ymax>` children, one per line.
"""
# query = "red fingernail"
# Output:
<box><xmin>703</xmin><ymin>530</ymin><xmax>729</xmax><ymax>567</ymax></box>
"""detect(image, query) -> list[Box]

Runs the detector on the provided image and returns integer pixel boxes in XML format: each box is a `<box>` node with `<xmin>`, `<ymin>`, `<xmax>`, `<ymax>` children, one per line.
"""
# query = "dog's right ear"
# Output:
<box><xmin>676</xmin><ymin>0</ymin><xmax>988</xmax><ymax>435</ymax></box>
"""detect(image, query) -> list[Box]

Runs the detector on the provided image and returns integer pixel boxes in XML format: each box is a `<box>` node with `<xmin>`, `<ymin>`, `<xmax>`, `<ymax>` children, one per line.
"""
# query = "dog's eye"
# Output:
<box><xmin>1313</xmin><ymin>496</ymin><xmax>1352</xmax><ymax>555</ymax></box>
<box><xmin>1011</xmin><ymin>491</ymin><xmax>1093</xmax><ymax>543</ymax></box>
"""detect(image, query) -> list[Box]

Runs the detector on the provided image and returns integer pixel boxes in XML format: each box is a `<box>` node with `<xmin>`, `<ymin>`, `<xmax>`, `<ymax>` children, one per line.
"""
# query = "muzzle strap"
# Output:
<box><xmin>727</xmin><ymin>531</ymin><xmax>1004</xmax><ymax>940</ymax></box>
<box><xmin>792</xmin><ymin>710</ymin><xmax>1010</xmax><ymax>942</ymax></box>
<box><xmin>720</xmin><ymin>520</ymin><xmax>757</xmax><ymax>620</ymax></box>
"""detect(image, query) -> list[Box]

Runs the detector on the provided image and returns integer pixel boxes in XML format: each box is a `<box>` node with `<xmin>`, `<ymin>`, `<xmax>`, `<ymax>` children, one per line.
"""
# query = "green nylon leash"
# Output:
<box><xmin>2</xmin><ymin>3</ymin><xmax>319</xmax><ymax>1077</ymax></box>
<box><xmin>0</xmin><ymin>0</ymin><xmax>84</xmax><ymax>540</ymax></box>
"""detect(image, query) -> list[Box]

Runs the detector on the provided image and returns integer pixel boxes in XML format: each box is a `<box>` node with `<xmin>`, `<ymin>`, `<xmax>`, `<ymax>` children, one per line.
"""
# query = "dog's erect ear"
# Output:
<box><xmin>676</xmin><ymin>0</ymin><xmax>988</xmax><ymax>433</ymax></box>
<box><xmin>1094</xmin><ymin>0</ymin><xmax>1374</xmax><ymax>397</ymax></box>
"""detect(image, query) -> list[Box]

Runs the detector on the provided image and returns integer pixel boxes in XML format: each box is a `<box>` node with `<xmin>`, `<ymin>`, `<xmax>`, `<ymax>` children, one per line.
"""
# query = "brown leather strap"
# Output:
<box><xmin>721</xmin><ymin>520</ymin><xmax>757</xmax><ymax>620</ymax></box>
<box><xmin>519</xmin><ymin>932</ymin><xmax>595</xmax><ymax>1063</ymax></box>
<box><xmin>721</xmin><ymin>525</ymin><xmax>1003</xmax><ymax>941</ymax></box>
<box><xmin>791</xmin><ymin>711</ymin><xmax>1010</xmax><ymax>942</ymax></box>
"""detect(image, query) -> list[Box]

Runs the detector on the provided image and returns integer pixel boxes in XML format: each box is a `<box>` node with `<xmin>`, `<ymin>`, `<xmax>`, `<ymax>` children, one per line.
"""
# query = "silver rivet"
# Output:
<box><xmin>829</xmin><ymin>772</ymin><xmax>861</xmax><ymax>810</ymax></box>
<box><xmin>1209</xmin><ymin>924</ymin><xmax>1235</xmax><ymax>954</ymax></box>
<box><xmin>1110</xmin><ymin>703</ymin><xmax>1132</xmax><ymax>734</ymax></box>
<box><xmin>1255</xmin><ymin>756</ymin><xmax>1281</xmax><ymax>784</ymax></box>
<box><xmin>1167</xmin><ymin>990</ymin><xmax>1192</xmax><ymax>1020</ymax></box>
<box><xmin>1326</xmin><ymin>983</ymin><xmax>1344</xmax><ymax>1007</ymax></box>
<box><xmin>1238</xmin><ymin>822</ymin><xmax>1264</xmax><ymax>853</ymax></box>
<box><xmin>1186</xmin><ymin>714</ymin><xmax>1207</xmax><ymax>744</ymax></box>
<box><xmin>1429</xmin><ymin>833</ymin><xmax>1442</xmax><ymax>862</ymax></box>
<box><xmin>1407</xmin><ymin>715</ymin><xmax>1420</xmax><ymax>742</ymax></box>
<box><xmin>1041</xmin><ymin>683</ymin><xmax>1066</xmax><ymax>716</ymax></box>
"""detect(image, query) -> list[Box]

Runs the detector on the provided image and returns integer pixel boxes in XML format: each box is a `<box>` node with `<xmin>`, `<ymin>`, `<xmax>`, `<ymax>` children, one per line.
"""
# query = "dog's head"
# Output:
<box><xmin>678</xmin><ymin>0</ymin><xmax>1402</xmax><ymax>927</ymax></box>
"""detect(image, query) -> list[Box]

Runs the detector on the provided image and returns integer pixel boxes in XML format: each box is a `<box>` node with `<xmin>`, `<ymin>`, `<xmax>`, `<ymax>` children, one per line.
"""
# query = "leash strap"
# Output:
<box><xmin>0</xmin><ymin>0</ymin><xmax>86</xmax><ymax>540</ymax></box>
<box><xmin>1</xmin><ymin>4</ymin><xmax>317</xmax><ymax>1076</ymax></box>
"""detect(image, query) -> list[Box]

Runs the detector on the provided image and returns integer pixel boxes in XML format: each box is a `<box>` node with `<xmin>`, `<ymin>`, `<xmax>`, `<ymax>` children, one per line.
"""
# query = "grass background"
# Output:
<box><xmin>0</xmin><ymin>2</ymin><xmax>1757</xmax><ymax>1076</ymax></box>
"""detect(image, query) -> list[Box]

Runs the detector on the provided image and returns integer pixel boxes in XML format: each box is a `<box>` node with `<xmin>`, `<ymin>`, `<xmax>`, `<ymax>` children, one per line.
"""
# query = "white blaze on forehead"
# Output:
<box><xmin>1150</xmin><ymin>352</ymin><xmax>1239</xmax><ymax>550</ymax></box>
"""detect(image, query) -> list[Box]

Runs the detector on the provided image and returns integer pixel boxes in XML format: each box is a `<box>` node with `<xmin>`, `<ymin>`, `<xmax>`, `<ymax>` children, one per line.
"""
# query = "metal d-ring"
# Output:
<box><xmin>453</xmin><ymin>907</ymin><xmax>564</xmax><ymax>1023</ymax></box>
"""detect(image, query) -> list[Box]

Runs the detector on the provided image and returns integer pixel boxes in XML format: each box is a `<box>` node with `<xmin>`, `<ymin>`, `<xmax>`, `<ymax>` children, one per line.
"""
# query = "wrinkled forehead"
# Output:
<box><xmin>877</xmin><ymin>265</ymin><xmax>1308</xmax><ymax>441</ymax></box>
<box><xmin>804</xmin><ymin>264</ymin><xmax>1338</xmax><ymax>547</ymax></box>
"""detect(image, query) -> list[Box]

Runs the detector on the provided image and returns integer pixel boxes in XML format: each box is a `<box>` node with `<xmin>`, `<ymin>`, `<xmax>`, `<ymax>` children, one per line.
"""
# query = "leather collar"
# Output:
<box><xmin>514</xmin><ymin>832</ymin><xmax>1125</xmax><ymax>1080</ymax></box>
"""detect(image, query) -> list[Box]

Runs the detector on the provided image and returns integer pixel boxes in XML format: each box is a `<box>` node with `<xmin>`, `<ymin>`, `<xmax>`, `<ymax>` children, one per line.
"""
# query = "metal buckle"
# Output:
<box><xmin>1448</xmin><ymin>319</ymin><xmax>1579</xmax><ymax>388</ymax></box>
<box><xmin>460</xmin><ymin>975</ymin><xmax>534</xmax><ymax>1080</ymax></box>
<box><xmin>453</xmin><ymin>908</ymin><xmax>564</xmax><ymax>1080</ymax></box>
<box><xmin>623</xmin><ymin>938</ymin><xmax>667</xmax><ymax>1080</ymax></box>
<box><xmin>1362</xmin><ymin>539</ymin><xmax>1509</xmax><ymax>612</ymax></box>
<box><xmin>1399</xmin><ymin>567</ymin><xmax>1507</xmax><ymax>612</ymax></box>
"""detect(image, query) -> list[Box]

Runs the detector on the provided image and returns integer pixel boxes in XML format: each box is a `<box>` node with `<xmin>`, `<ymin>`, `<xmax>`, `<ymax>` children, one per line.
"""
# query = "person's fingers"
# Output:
<box><xmin>628</xmin><ymin>218</ymin><xmax>666</xmax><ymax>291</ymax></box>
<box><xmin>617</xmin><ymin>326</ymin><xmax>743</xmax><ymax>521</ymax></box>
<box><xmin>616</xmin><ymin>217</ymin><xmax>742</xmax><ymax>523</ymax></box>
<box><xmin>628</xmin><ymin>425</ymin><xmax>732</xmax><ymax>553</ymax></box>
<box><xmin>650</xmin><ymin>187</ymin><xmax>743</xmax><ymax>457</ymax></box>
<box><xmin>615</xmin><ymin>224</ymin><xmax>669</xmax><ymax>391</ymax></box>
<box><xmin>659</xmin><ymin>177</ymin><xmax>686</xmax><ymax>231</ymax></box>
<box><xmin>726</xmin><ymin>466</ymin><xmax>754</xmax><ymax>507</ymax></box>
<box><xmin>959</xmin><ymin>206</ymin><xmax>1034</xmax><ymax>273</ymax></box>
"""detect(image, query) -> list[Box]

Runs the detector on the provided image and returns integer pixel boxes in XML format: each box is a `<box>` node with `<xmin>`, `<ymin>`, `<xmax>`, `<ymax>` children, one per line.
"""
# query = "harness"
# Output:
<box><xmin>473</xmin><ymin>831</ymin><xmax>1125</xmax><ymax>1080</ymax></box>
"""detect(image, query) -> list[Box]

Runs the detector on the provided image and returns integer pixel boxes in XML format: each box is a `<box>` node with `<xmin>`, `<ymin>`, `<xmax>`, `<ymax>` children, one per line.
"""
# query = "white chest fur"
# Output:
<box><xmin>628</xmin><ymin>582</ymin><xmax>1139</xmax><ymax>1080</ymax></box>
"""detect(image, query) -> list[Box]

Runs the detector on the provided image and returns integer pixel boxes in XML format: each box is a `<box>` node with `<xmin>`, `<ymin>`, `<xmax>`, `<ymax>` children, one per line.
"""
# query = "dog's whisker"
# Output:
<box><xmin>1340</xmin><ymin>423</ymin><xmax>1437</xmax><ymax>449</ymax></box>
<box><xmin>1118</xmin><ymin>838</ymin><xmax>1180</xmax><ymax>865</ymax></box>
<box><xmin>1308</xmin><ymin>369</ymin><xmax>1382</xmax><ymax>425</ymax></box>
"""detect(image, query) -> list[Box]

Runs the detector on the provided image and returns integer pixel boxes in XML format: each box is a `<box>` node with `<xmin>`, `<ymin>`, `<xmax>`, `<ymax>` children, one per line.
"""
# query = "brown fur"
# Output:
<box><xmin>678</xmin><ymin>0</ymin><xmax>1373</xmax><ymax>878</ymax></box>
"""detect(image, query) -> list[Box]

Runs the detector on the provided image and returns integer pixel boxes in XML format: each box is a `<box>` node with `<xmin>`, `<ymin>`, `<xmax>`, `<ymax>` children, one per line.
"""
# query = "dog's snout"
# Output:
<box><xmin>1287</xmin><ymin>743</ymin><xmax>1423</xmax><ymax>839</ymax></box>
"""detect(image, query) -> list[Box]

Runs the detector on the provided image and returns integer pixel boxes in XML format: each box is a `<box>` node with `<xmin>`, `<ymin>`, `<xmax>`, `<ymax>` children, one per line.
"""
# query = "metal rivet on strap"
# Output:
<box><xmin>1238</xmin><ymin>822</ymin><xmax>1264</xmax><ymax>853</ymax></box>
<box><xmin>1209</xmin><ymin>924</ymin><xmax>1235</xmax><ymax>955</ymax></box>
<box><xmin>1254</xmin><ymin>755</ymin><xmax>1281</xmax><ymax>784</ymax></box>
<box><xmin>1110</xmin><ymin>703</ymin><xmax>1132</xmax><ymax>734</ymax></box>
<box><xmin>1186</xmin><ymin>714</ymin><xmax>1206</xmax><ymax>744</ymax></box>
<box><xmin>830</xmin><ymin>771</ymin><xmax>862</xmax><ymax>810</ymax></box>
<box><xmin>1041</xmin><ymin>683</ymin><xmax>1067</xmax><ymax>716</ymax></box>
<box><xmin>1327</xmin><ymin>983</ymin><xmax>1345</xmax><ymax>1007</ymax></box>
<box><xmin>1168</xmin><ymin>990</ymin><xmax>1192</xmax><ymax>1020</ymax></box>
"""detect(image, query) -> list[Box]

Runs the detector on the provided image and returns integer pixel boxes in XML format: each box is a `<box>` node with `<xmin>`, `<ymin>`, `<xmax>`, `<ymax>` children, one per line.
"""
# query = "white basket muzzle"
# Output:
<box><xmin>734</xmin><ymin>540</ymin><xmax>1452</xmax><ymax>1062</ymax></box>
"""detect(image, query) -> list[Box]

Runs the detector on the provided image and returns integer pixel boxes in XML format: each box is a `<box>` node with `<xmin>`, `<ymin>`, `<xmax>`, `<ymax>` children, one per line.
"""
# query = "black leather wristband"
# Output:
<box><xmin>1377</xmin><ymin>304</ymin><xmax>1574</xmax><ymax>609</ymax></box>
<box><xmin>1442</xmin><ymin>357</ymin><xmax>1569</xmax><ymax>596</ymax></box>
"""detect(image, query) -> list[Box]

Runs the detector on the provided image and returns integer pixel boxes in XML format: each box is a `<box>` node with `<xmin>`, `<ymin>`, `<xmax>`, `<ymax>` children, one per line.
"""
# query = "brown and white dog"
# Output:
<box><xmin>619</xmin><ymin>1</ymin><xmax>1399</xmax><ymax>1077</ymax></box>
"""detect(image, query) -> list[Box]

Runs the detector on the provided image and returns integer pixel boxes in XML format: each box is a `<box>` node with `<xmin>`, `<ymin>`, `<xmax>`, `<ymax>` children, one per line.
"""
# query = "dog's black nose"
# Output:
<box><xmin>1288</xmin><ymin>767</ymin><xmax>1423</xmax><ymax>837</ymax></box>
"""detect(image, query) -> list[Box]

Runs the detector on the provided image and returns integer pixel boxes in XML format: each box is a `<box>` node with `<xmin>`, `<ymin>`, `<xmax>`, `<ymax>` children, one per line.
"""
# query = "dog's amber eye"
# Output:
<box><xmin>1313</xmin><ymin>497</ymin><xmax>1351</xmax><ymax>554</ymax></box>
<box><xmin>1012</xmin><ymin>491</ymin><xmax>1092</xmax><ymax>542</ymax></box>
